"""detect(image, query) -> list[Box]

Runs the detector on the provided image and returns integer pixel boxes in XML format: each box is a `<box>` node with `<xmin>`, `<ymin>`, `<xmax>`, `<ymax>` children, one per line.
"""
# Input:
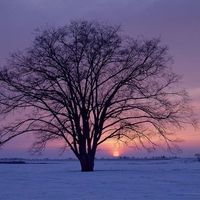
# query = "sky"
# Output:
<box><xmin>0</xmin><ymin>0</ymin><xmax>200</xmax><ymax>159</ymax></box>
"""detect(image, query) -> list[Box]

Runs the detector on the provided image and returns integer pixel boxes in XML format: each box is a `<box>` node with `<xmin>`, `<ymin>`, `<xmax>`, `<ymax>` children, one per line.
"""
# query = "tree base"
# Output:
<box><xmin>81</xmin><ymin>169</ymin><xmax>94</xmax><ymax>172</ymax></box>
<box><xmin>79</xmin><ymin>156</ymin><xmax>94</xmax><ymax>172</ymax></box>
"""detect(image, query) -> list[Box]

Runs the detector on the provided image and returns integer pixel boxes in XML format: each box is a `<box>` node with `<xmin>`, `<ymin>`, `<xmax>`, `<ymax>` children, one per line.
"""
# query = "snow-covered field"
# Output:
<box><xmin>0</xmin><ymin>158</ymin><xmax>200</xmax><ymax>200</ymax></box>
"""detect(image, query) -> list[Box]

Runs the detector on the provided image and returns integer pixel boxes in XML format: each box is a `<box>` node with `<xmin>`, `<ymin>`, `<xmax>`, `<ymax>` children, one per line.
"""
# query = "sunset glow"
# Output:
<box><xmin>0</xmin><ymin>1</ymin><xmax>200</xmax><ymax>159</ymax></box>
<box><xmin>113</xmin><ymin>151</ymin><xmax>120</xmax><ymax>157</ymax></box>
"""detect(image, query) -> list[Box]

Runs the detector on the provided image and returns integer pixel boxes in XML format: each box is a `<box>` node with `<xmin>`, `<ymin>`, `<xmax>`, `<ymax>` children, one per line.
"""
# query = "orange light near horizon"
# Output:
<box><xmin>100</xmin><ymin>138</ymin><xmax>126</xmax><ymax>157</ymax></box>
<box><xmin>113</xmin><ymin>151</ymin><xmax>120</xmax><ymax>157</ymax></box>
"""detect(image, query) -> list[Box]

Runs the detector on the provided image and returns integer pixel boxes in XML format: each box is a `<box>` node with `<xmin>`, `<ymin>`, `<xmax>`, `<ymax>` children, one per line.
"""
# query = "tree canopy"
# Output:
<box><xmin>0</xmin><ymin>20</ymin><xmax>197</xmax><ymax>171</ymax></box>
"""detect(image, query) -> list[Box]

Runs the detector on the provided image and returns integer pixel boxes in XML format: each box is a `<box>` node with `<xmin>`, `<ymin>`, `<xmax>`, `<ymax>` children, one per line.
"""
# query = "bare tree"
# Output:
<box><xmin>0</xmin><ymin>20</ymin><xmax>197</xmax><ymax>171</ymax></box>
<box><xmin>195</xmin><ymin>154</ymin><xmax>200</xmax><ymax>162</ymax></box>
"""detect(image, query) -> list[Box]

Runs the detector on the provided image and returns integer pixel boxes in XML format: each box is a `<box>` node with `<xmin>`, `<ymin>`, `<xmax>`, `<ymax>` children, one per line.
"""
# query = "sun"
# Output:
<box><xmin>113</xmin><ymin>151</ymin><xmax>120</xmax><ymax>157</ymax></box>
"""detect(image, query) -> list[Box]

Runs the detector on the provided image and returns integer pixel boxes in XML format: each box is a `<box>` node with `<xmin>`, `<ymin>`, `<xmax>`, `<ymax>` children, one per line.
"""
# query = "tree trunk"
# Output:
<box><xmin>79</xmin><ymin>154</ymin><xmax>94</xmax><ymax>172</ymax></box>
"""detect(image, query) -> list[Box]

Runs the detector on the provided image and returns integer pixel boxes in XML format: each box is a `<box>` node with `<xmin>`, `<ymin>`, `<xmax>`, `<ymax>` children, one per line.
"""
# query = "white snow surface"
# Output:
<box><xmin>0</xmin><ymin>158</ymin><xmax>200</xmax><ymax>200</ymax></box>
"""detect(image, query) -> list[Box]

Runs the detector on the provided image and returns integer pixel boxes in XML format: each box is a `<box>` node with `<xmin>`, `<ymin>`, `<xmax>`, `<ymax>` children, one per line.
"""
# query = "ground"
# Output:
<box><xmin>0</xmin><ymin>158</ymin><xmax>200</xmax><ymax>199</ymax></box>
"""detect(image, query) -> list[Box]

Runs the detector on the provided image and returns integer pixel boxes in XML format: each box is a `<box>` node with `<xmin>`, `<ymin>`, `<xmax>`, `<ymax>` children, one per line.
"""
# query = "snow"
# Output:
<box><xmin>0</xmin><ymin>158</ymin><xmax>200</xmax><ymax>200</ymax></box>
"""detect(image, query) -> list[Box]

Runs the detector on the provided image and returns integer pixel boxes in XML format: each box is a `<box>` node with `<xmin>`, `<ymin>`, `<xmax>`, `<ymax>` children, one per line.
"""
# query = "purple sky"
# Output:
<box><xmin>0</xmin><ymin>0</ymin><xmax>200</xmax><ymax>158</ymax></box>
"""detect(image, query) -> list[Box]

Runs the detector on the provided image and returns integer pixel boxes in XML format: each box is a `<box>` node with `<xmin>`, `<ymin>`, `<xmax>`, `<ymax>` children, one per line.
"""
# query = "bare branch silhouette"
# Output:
<box><xmin>0</xmin><ymin>20</ymin><xmax>197</xmax><ymax>171</ymax></box>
